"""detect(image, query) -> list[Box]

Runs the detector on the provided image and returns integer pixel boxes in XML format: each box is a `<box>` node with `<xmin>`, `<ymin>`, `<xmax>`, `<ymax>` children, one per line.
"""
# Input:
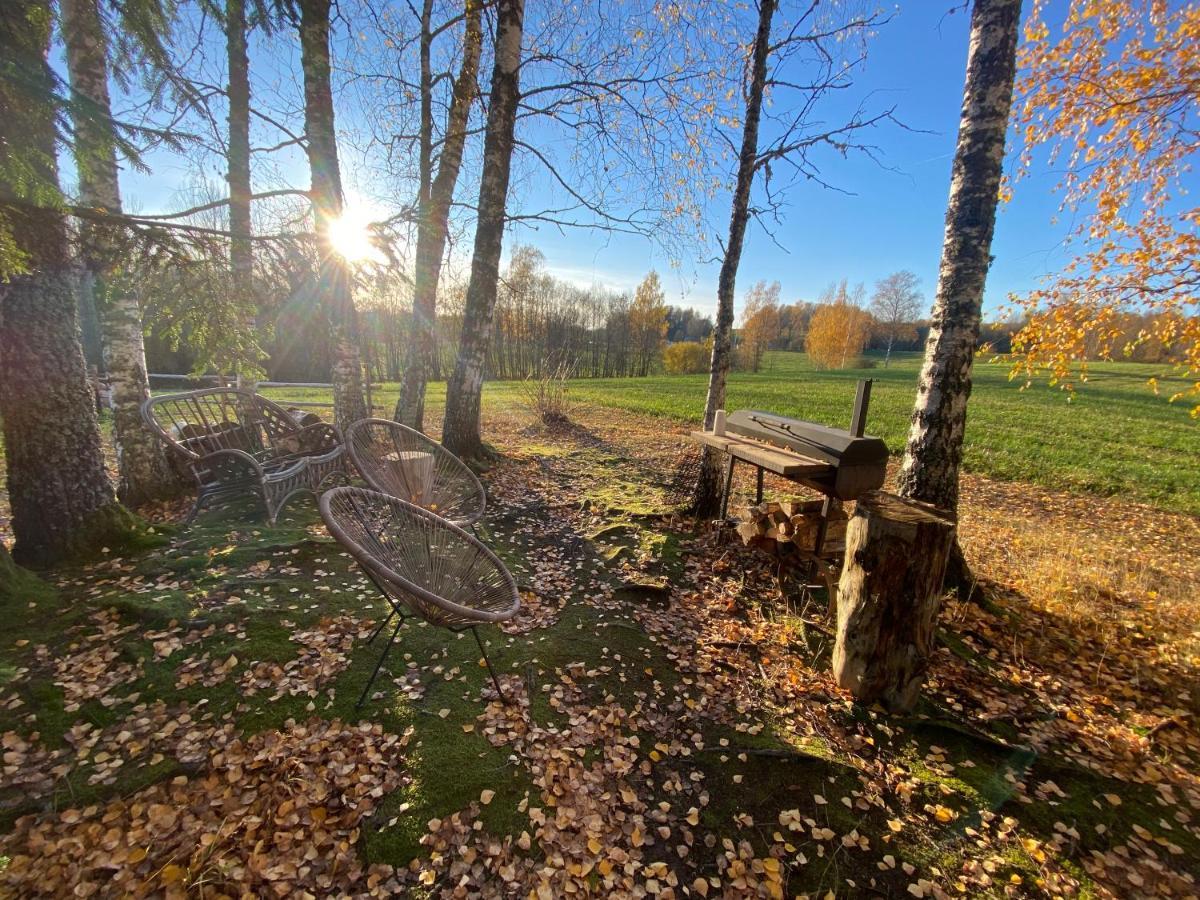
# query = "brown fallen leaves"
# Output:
<box><xmin>43</xmin><ymin>609</ymin><xmax>142</xmax><ymax>712</ymax></box>
<box><xmin>1</xmin><ymin>718</ymin><xmax>406</xmax><ymax>898</ymax></box>
<box><xmin>240</xmin><ymin>615</ymin><xmax>371</xmax><ymax>699</ymax></box>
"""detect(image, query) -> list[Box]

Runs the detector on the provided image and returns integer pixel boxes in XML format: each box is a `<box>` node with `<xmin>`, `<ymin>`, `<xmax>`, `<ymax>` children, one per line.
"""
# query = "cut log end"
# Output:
<box><xmin>733</xmin><ymin>498</ymin><xmax>847</xmax><ymax>554</ymax></box>
<box><xmin>832</xmin><ymin>490</ymin><xmax>955</xmax><ymax>714</ymax></box>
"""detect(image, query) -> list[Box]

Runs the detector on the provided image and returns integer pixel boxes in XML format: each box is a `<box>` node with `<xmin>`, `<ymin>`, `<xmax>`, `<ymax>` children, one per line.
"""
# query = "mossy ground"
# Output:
<box><xmin>1</xmin><ymin>405</ymin><xmax>1197</xmax><ymax>896</ymax></box>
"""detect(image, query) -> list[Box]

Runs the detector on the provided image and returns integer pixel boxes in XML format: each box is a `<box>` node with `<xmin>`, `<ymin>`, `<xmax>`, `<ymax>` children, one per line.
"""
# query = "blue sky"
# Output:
<box><xmin>513</xmin><ymin>2</ymin><xmax>1073</xmax><ymax>321</ymax></box>
<box><xmin>101</xmin><ymin>1</ymin><xmax>1080</xmax><ymax>323</ymax></box>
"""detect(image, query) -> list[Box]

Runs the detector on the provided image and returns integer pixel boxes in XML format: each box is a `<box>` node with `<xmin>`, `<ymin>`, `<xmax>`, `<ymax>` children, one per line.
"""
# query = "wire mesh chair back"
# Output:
<box><xmin>319</xmin><ymin>487</ymin><xmax>519</xmax><ymax>630</ymax></box>
<box><xmin>344</xmin><ymin>418</ymin><xmax>486</xmax><ymax>528</ymax></box>
<box><xmin>143</xmin><ymin>389</ymin><xmax>310</xmax><ymax>465</ymax></box>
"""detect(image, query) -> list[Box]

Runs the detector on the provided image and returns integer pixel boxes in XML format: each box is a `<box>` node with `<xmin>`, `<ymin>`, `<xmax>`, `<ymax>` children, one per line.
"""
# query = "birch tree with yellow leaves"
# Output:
<box><xmin>1010</xmin><ymin>0</ymin><xmax>1200</xmax><ymax>412</ymax></box>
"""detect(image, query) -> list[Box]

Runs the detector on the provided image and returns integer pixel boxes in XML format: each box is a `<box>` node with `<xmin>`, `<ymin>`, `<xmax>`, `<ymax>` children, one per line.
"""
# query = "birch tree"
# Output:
<box><xmin>62</xmin><ymin>0</ymin><xmax>177</xmax><ymax>505</ymax></box>
<box><xmin>225</xmin><ymin>0</ymin><xmax>254</xmax><ymax>382</ymax></box>
<box><xmin>441</xmin><ymin>0</ymin><xmax>524</xmax><ymax>459</ymax></box>
<box><xmin>297</xmin><ymin>0</ymin><xmax>367</xmax><ymax>425</ymax></box>
<box><xmin>693</xmin><ymin>0</ymin><xmax>892</xmax><ymax>515</ymax></box>
<box><xmin>394</xmin><ymin>0</ymin><xmax>484</xmax><ymax>432</ymax></box>
<box><xmin>897</xmin><ymin>0</ymin><xmax>1022</xmax><ymax>592</ymax></box>
<box><xmin>630</xmin><ymin>271</ymin><xmax>668</xmax><ymax>377</ymax></box>
<box><xmin>368</xmin><ymin>0</ymin><xmax>726</xmax><ymax>431</ymax></box>
<box><xmin>0</xmin><ymin>0</ymin><xmax>134</xmax><ymax>566</ymax></box>
<box><xmin>739</xmin><ymin>280</ymin><xmax>781</xmax><ymax>373</ymax></box>
<box><xmin>1010</xmin><ymin>0</ymin><xmax>1200</xmax><ymax>410</ymax></box>
<box><xmin>869</xmin><ymin>270</ymin><xmax>924</xmax><ymax>368</ymax></box>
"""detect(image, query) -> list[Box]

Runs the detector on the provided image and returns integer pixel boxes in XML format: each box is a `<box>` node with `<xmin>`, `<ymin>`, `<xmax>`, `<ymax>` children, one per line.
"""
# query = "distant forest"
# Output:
<box><xmin>120</xmin><ymin>246</ymin><xmax>1052</xmax><ymax>384</ymax></box>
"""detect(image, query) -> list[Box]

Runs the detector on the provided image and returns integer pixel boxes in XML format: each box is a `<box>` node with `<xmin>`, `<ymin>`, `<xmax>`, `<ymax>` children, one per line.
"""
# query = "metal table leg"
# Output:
<box><xmin>720</xmin><ymin>455</ymin><xmax>736</xmax><ymax>519</ymax></box>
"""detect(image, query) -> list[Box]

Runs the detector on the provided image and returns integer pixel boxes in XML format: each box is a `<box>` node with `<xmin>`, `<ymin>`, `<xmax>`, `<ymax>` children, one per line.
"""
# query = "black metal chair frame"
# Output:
<box><xmin>318</xmin><ymin>487</ymin><xmax>520</xmax><ymax>708</ymax></box>
<box><xmin>343</xmin><ymin>417</ymin><xmax>487</xmax><ymax>530</ymax></box>
<box><xmin>355</xmin><ymin>563</ymin><xmax>507</xmax><ymax>708</ymax></box>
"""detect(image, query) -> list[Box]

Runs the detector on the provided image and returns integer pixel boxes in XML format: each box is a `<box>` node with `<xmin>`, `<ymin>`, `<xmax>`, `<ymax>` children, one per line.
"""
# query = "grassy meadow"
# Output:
<box><xmin>262</xmin><ymin>350</ymin><xmax>1199</xmax><ymax>515</ymax></box>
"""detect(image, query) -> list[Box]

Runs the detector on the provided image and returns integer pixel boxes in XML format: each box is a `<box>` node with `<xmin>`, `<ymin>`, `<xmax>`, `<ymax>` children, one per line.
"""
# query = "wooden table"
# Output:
<box><xmin>689</xmin><ymin>430</ymin><xmax>835</xmax><ymax>518</ymax></box>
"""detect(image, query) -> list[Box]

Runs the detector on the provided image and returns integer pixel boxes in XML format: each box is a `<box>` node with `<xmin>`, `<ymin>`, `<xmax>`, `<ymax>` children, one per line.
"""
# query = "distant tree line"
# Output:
<box><xmin>140</xmin><ymin>246</ymin><xmax>716</xmax><ymax>383</ymax></box>
<box><xmin>136</xmin><ymin>259</ymin><xmax>1051</xmax><ymax>383</ymax></box>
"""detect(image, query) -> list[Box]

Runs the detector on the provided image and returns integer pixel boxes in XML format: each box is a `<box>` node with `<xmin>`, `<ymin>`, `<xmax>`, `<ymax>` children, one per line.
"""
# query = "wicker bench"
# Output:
<box><xmin>142</xmin><ymin>388</ymin><xmax>348</xmax><ymax>524</ymax></box>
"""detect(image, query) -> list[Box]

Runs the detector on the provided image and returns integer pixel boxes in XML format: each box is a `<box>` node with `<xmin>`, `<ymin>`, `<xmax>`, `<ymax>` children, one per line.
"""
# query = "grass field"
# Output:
<box><xmin>261</xmin><ymin>350</ymin><xmax>1199</xmax><ymax>516</ymax></box>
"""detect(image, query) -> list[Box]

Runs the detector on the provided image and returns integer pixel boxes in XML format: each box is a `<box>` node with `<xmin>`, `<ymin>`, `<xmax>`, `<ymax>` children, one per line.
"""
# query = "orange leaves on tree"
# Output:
<box><xmin>805</xmin><ymin>297</ymin><xmax>872</xmax><ymax>370</ymax></box>
<box><xmin>1010</xmin><ymin>0</ymin><xmax>1200</xmax><ymax>412</ymax></box>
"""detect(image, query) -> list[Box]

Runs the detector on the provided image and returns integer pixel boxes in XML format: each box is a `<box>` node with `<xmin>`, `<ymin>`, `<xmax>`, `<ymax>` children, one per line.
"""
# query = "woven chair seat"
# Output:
<box><xmin>320</xmin><ymin>486</ymin><xmax>518</xmax><ymax>630</ymax></box>
<box><xmin>344</xmin><ymin>418</ymin><xmax>485</xmax><ymax>528</ymax></box>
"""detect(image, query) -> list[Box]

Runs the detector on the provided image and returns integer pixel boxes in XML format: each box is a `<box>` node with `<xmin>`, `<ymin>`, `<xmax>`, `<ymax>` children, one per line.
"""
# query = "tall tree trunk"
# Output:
<box><xmin>298</xmin><ymin>0</ymin><xmax>367</xmax><ymax>426</ymax></box>
<box><xmin>693</xmin><ymin>0</ymin><xmax>776</xmax><ymax>517</ymax></box>
<box><xmin>898</xmin><ymin>0</ymin><xmax>1020</xmax><ymax>511</ymax></box>
<box><xmin>897</xmin><ymin>0</ymin><xmax>1021</xmax><ymax>597</ymax></box>
<box><xmin>441</xmin><ymin>0</ymin><xmax>524</xmax><ymax>459</ymax></box>
<box><xmin>226</xmin><ymin>0</ymin><xmax>253</xmax><ymax>384</ymax></box>
<box><xmin>395</xmin><ymin>0</ymin><xmax>484</xmax><ymax>431</ymax></box>
<box><xmin>0</xmin><ymin>0</ymin><xmax>134</xmax><ymax>567</ymax></box>
<box><xmin>62</xmin><ymin>0</ymin><xmax>176</xmax><ymax>506</ymax></box>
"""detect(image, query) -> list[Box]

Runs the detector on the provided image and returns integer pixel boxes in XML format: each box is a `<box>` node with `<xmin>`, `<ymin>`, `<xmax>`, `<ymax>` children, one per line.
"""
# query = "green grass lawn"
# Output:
<box><xmin>567</xmin><ymin>351</ymin><xmax>1200</xmax><ymax>514</ymax></box>
<box><xmin>260</xmin><ymin>350</ymin><xmax>1199</xmax><ymax>516</ymax></box>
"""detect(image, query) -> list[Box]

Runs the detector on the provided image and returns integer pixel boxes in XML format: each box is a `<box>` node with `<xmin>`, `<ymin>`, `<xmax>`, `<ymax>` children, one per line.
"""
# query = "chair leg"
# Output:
<box><xmin>472</xmin><ymin>626</ymin><xmax>508</xmax><ymax>705</ymax></box>
<box><xmin>357</xmin><ymin>617</ymin><xmax>404</xmax><ymax>708</ymax></box>
<box><xmin>366</xmin><ymin>609</ymin><xmax>396</xmax><ymax>645</ymax></box>
<box><xmin>184</xmin><ymin>495</ymin><xmax>205</xmax><ymax>525</ymax></box>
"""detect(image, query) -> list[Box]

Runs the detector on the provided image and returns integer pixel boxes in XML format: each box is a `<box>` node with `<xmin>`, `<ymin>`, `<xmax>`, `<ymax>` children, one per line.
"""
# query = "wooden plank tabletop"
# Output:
<box><xmin>689</xmin><ymin>430</ymin><xmax>835</xmax><ymax>478</ymax></box>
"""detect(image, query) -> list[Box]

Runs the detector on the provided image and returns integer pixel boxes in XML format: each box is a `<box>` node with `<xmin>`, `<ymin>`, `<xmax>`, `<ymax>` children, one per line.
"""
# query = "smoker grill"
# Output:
<box><xmin>690</xmin><ymin>379</ymin><xmax>889</xmax><ymax>556</ymax></box>
<box><xmin>723</xmin><ymin>409</ymin><xmax>888</xmax><ymax>501</ymax></box>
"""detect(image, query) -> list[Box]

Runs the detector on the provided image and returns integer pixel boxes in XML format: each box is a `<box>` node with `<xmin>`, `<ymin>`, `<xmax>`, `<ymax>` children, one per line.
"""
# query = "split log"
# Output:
<box><xmin>734</xmin><ymin>499</ymin><xmax>846</xmax><ymax>554</ymax></box>
<box><xmin>832</xmin><ymin>490</ymin><xmax>955</xmax><ymax>713</ymax></box>
<box><xmin>382</xmin><ymin>449</ymin><xmax>435</xmax><ymax>506</ymax></box>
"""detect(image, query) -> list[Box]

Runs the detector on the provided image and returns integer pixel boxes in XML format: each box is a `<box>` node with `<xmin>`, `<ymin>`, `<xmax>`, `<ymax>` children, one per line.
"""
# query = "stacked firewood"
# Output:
<box><xmin>734</xmin><ymin>498</ymin><xmax>847</xmax><ymax>554</ymax></box>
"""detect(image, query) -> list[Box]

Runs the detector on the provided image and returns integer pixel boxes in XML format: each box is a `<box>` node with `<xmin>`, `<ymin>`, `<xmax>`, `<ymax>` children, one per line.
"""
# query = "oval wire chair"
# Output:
<box><xmin>344</xmin><ymin>418</ymin><xmax>486</xmax><ymax>530</ymax></box>
<box><xmin>319</xmin><ymin>486</ymin><xmax>519</xmax><ymax>706</ymax></box>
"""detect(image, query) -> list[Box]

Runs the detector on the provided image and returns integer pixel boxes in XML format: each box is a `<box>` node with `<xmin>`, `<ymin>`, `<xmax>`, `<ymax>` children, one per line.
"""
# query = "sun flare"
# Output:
<box><xmin>326</xmin><ymin>207</ymin><xmax>376</xmax><ymax>262</ymax></box>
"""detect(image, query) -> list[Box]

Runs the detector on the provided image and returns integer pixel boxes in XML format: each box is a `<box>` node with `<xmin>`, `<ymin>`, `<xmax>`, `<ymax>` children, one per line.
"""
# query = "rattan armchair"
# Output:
<box><xmin>319</xmin><ymin>486</ymin><xmax>520</xmax><ymax>706</ymax></box>
<box><xmin>343</xmin><ymin>417</ymin><xmax>486</xmax><ymax>529</ymax></box>
<box><xmin>142</xmin><ymin>388</ymin><xmax>348</xmax><ymax>524</ymax></box>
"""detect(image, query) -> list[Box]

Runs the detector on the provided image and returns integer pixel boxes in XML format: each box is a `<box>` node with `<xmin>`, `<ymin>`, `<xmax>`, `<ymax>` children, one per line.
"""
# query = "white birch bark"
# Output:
<box><xmin>299</xmin><ymin>0</ymin><xmax>368</xmax><ymax>427</ymax></box>
<box><xmin>441</xmin><ymin>0</ymin><xmax>524</xmax><ymax>459</ymax></box>
<box><xmin>395</xmin><ymin>0</ymin><xmax>483</xmax><ymax>432</ymax></box>
<box><xmin>897</xmin><ymin>0</ymin><xmax>1022</xmax><ymax>514</ymax></box>
<box><xmin>693</xmin><ymin>0</ymin><xmax>776</xmax><ymax>517</ymax></box>
<box><xmin>62</xmin><ymin>0</ymin><xmax>176</xmax><ymax>506</ymax></box>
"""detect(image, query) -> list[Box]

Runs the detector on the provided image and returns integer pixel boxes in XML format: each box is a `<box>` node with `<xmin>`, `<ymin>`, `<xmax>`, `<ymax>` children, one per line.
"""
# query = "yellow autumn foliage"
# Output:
<box><xmin>1011</xmin><ymin>0</ymin><xmax>1200</xmax><ymax>413</ymax></box>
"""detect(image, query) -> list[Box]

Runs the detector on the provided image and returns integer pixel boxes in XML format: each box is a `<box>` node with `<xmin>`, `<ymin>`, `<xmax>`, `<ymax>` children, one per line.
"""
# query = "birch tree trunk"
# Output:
<box><xmin>693</xmin><ymin>0</ymin><xmax>776</xmax><ymax>517</ymax></box>
<box><xmin>62</xmin><ymin>0</ymin><xmax>176</xmax><ymax>506</ymax></box>
<box><xmin>0</xmin><ymin>0</ymin><xmax>134</xmax><ymax>567</ymax></box>
<box><xmin>226</xmin><ymin>0</ymin><xmax>254</xmax><ymax>383</ymax></box>
<box><xmin>299</xmin><ymin>0</ymin><xmax>367</xmax><ymax>427</ymax></box>
<box><xmin>897</xmin><ymin>0</ymin><xmax>1020</xmax><ymax>598</ymax></box>
<box><xmin>441</xmin><ymin>0</ymin><xmax>524</xmax><ymax>459</ymax></box>
<box><xmin>394</xmin><ymin>0</ymin><xmax>483</xmax><ymax>432</ymax></box>
<box><xmin>897</xmin><ymin>0</ymin><xmax>1021</xmax><ymax>514</ymax></box>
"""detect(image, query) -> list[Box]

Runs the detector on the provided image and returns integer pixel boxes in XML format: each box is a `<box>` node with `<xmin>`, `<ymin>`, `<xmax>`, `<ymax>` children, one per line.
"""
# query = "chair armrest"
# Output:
<box><xmin>194</xmin><ymin>447</ymin><xmax>265</xmax><ymax>483</ymax></box>
<box><xmin>294</xmin><ymin>422</ymin><xmax>343</xmax><ymax>453</ymax></box>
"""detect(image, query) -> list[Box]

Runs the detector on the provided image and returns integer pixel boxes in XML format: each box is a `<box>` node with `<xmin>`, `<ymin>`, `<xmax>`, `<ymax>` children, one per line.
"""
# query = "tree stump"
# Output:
<box><xmin>382</xmin><ymin>450</ymin><xmax>435</xmax><ymax>506</ymax></box>
<box><xmin>832</xmin><ymin>490</ymin><xmax>955</xmax><ymax>713</ymax></box>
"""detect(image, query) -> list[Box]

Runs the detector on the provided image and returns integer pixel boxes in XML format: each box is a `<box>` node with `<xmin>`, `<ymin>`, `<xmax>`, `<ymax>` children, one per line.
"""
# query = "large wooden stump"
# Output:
<box><xmin>382</xmin><ymin>450</ymin><xmax>435</xmax><ymax>506</ymax></box>
<box><xmin>832</xmin><ymin>490</ymin><xmax>955</xmax><ymax>713</ymax></box>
